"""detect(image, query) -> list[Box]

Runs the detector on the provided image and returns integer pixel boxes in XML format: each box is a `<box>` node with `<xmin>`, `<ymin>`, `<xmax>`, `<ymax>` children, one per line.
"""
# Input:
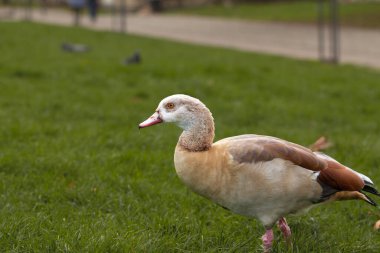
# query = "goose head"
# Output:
<box><xmin>139</xmin><ymin>94</ymin><xmax>209</xmax><ymax>130</ymax></box>
<box><xmin>139</xmin><ymin>94</ymin><xmax>215</xmax><ymax>151</ymax></box>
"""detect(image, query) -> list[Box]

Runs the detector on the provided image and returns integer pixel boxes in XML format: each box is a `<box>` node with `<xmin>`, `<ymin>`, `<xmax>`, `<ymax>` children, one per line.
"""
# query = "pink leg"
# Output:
<box><xmin>277</xmin><ymin>217</ymin><xmax>292</xmax><ymax>244</ymax></box>
<box><xmin>261</xmin><ymin>229</ymin><xmax>274</xmax><ymax>253</ymax></box>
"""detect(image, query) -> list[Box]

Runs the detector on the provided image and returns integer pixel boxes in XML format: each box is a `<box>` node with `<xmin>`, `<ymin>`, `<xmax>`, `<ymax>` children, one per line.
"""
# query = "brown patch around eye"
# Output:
<box><xmin>165</xmin><ymin>103</ymin><xmax>175</xmax><ymax>109</ymax></box>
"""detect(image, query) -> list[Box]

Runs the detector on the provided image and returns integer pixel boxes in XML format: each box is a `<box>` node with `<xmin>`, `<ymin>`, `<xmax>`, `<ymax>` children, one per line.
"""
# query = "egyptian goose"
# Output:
<box><xmin>139</xmin><ymin>94</ymin><xmax>380</xmax><ymax>252</ymax></box>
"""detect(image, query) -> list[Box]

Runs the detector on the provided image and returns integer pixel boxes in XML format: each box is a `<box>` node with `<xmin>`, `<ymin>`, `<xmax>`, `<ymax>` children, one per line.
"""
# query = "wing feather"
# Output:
<box><xmin>225</xmin><ymin>135</ymin><xmax>365</xmax><ymax>191</ymax></box>
<box><xmin>226</xmin><ymin>135</ymin><xmax>327</xmax><ymax>171</ymax></box>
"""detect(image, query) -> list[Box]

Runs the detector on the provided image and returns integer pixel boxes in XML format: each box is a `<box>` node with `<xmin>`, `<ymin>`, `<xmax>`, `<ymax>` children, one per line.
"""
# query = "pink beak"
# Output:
<box><xmin>139</xmin><ymin>111</ymin><xmax>163</xmax><ymax>128</ymax></box>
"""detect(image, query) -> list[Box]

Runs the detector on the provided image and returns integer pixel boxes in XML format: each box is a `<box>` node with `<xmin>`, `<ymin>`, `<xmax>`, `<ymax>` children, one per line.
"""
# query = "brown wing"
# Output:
<box><xmin>317</xmin><ymin>158</ymin><xmax>365</xmax><ymax>191</ymax></box>
<box><xmin>225</xmin><ymin>135</ymin><xmax>364</xmax><ymax>191</ymax></box>
<box><xmin>227</xmin><ymin>135</ymin><xmax>327</xmax><ymax>171</ymax></box>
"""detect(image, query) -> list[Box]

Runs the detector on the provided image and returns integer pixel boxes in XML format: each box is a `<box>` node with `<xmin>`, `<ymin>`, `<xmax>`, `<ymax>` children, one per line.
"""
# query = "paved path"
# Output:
<box><xmin>1</xmin><ymin>8</ymin><xmax>380</xmax><ymax>69</ymax></box>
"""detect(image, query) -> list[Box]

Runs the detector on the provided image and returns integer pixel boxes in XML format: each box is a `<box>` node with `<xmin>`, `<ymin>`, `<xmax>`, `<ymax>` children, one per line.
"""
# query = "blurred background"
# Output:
<box><xmin>1</xmin><ymin>0</ymin><xmax>380</xmax><ymax>67</ymax></box>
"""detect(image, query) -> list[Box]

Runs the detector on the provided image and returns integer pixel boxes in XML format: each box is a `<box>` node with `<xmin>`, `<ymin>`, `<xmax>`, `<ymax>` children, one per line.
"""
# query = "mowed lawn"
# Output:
<box><xmin>172</xmin><ymin>1</ymin><xmax>380</xmax><ymax>28</ymax></box>
<box><xmin>0</xmin><ymin>22</ymin><xmax>380</xmax><ymax>252</ymax></box>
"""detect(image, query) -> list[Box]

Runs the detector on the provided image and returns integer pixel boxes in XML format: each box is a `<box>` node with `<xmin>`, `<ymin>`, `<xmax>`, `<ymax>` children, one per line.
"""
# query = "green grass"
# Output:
<box><xmin>171</xmin><ymin>1</ymin><xmax>380</xmax><ymax>28</ymax></box>
<box><xmin>1</xmin><ymin>21</ymin><xmax>380</xmax><ymax>252</ymax></box>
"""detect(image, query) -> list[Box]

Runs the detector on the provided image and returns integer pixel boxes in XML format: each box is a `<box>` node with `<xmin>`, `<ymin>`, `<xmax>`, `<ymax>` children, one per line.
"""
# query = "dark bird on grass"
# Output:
<box><xmin>139</xmin><ymin>94</ymin><xmax>380</xmax><ymax>252</ymax></box>
<box><xmin>61</xmin><ymin>42</ymin><xmax>90</xmax><ymax>53</ymax></box>
<box><xmin>123</xmin><ymin>51</ymin><xmax>141</xmax><ymax>65</ymax></box>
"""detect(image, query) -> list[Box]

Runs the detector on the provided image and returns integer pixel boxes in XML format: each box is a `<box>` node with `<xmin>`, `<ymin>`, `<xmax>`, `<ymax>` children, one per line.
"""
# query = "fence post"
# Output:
<box><xmin>317</xmin><ymin>0</ymin><xmax>340</xmax><ymax>64</ymax></box>
<box><xmin>317</xmin><ymin>0</ymin><xmax>325</xmax><ymax>61</ymax></box>
<box><xmin>24</xmin><ymin>0</ymin><xmax>33</xmax><ymax>20</ymax></box>
<box><xmin>120</xmin><ymin>0</ymin><xmax>127</xmax><ymax>33</ymax></box>
<box><xmin>330</xmin><ymin>0</ymin><xmax>340</xmax><ymax>64</ymax></box>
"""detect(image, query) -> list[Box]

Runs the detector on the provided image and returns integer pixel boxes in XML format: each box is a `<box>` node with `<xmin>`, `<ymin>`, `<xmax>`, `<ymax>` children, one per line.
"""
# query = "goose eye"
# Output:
<box><xmin>165</xmin><ymin>103</ymin><xmax>175</xmax><ymax>109</ymax></box>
